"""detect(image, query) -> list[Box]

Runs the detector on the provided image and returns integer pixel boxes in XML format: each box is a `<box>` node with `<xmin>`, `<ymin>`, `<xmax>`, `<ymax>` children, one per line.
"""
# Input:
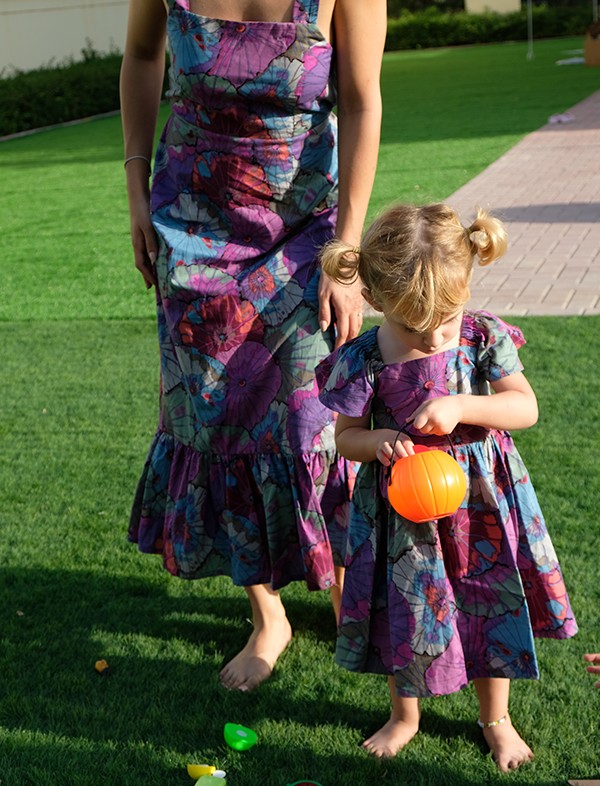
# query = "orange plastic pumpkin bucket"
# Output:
<box><xmin>388</xmin><ymin>445</ymin><xmax>466</xmax><ymax>522</ymax></box>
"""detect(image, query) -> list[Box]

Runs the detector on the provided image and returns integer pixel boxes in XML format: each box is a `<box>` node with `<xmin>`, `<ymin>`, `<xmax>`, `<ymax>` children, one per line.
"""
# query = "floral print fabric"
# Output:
<box><xmin>316</xmin><ymin>311</ymin><xmax>577</xmax><ymax>698</ymax></box>
<box><xmin>129</xmin><ymin>0</ymin><xmax>354</xmax><ymax>591</ymax></box>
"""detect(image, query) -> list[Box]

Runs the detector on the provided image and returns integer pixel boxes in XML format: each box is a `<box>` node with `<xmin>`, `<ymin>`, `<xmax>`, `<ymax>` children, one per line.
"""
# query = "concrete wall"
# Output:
<box><xmin>465</xmin><ymin>0</ymin><xmax>520</xmax><ymax>13</ymax></box>
<box><xmin>0</xmin><ymin>0</ymin><xmax>129</xmax><ymax>73</ymax></box>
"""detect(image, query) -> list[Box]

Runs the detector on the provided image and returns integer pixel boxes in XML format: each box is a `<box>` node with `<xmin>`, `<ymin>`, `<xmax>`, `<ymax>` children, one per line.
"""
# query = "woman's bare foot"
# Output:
<box><xmin>219</xmin><ymin>604</ymin><xmax>292</xmax><ymax>692</ymax></box>
<box><xmin>363</xmin><ymin>681</ymin><xmax>420</xmax><ymax>758</ymax></box>
<box><xmin>482</xmin><ymin>715</ymin><xmax>534</xmax><ymax>772</ymax></box>
<box><xmin>362</xmin><ymin>714</ymin><xmax>419</xmax><ymax>758</ymax></box>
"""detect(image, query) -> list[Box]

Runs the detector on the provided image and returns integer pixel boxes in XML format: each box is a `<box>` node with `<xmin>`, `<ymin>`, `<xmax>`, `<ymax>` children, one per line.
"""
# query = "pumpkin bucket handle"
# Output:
<box><xmin>387</xmin><ymin>430</ymin><xmax>404</xmax><ymax>487</ymax></box>
<box><xmin>387</xmin><ymin>431</ymin><xmax>430</xmax><ymax>486</ymax></box>
<box><xmin>387</xmin><ymin>432</ymin><xmax>458</xmax><ymax>487</ymax></box>
<box><xmin>446</xmin><ymin>434</ymin><xmax>458</xmax><ymax>461</ymax></box>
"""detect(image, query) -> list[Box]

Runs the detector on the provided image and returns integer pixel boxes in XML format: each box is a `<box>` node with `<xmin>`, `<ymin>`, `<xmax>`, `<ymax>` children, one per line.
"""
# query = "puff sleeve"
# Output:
<box><xmin>316</xmin><ymin>329</ymin><xmax>380</xmax><ymax>417</ymax></box>
<box><xmin>472</xmin><ymin>311</ymin><xmax>526</xmax><ymax>382</ymax></box>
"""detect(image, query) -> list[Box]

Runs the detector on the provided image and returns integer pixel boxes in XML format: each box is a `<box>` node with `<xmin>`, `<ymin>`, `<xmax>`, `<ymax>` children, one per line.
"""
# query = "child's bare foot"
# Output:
<box><xmin>482</xmin><ymin>715</ymin><xmax>534</xmax><ymax>772</ymax></box>
<box><xmin>362</xmin><ymin>714</ymin><xmax>419</xmax><ymax>758</ymax></box>
<box><xmin>219</xmin><ymin>614</ymin><xmax>292</xmax><ymax>692</ymax></box>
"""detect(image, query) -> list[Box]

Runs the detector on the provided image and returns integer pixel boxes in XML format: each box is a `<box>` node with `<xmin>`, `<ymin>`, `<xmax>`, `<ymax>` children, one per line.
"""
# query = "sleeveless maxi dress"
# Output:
<box><xmin>128</xmin><ymin>0</ymin><xmax>353</xmax><ymax>591</ymax></box>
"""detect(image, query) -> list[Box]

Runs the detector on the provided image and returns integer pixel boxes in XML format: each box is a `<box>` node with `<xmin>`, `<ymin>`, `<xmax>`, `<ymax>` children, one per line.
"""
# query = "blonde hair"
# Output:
<box><xmin>320</xmin><ymin>203</ymin><xmax>507</xmax><ymax>333</ymax></box>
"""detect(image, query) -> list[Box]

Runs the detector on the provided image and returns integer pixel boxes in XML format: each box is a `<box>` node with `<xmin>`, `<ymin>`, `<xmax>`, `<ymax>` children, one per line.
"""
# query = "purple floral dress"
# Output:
<box><xmin>316</xmin><ymin>312</ymin><xmax>577</xmax><ymax>698</ymax></box>
<box><xmin>128</xmin><ymin>0</ymin><xmax>354</xmax><ymax>591</ymax></box>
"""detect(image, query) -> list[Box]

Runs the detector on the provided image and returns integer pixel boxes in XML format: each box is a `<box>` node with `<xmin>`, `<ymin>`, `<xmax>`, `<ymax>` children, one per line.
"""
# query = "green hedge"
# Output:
<box><xmin>389</xmin><ymin>0</ymin><xmax>593</xmax><ymax>13</ymax></box>
<box><xmin>388</xmin><ymin>0</ymin><xmax>469</xmax><ymax>15</ymax></box>
<box><xmin>0</xmin><ymin>9</ymin><xmax>592</xmax><ymax>138</ymax></box>
<box><xmin>0</xmin><ymin>45</ymin><xmax>121</xmax><ymax>137</ymax></box>
<box><xmin>386</xmin><ymin>5</ymin><xmax>591</xmax><ymax>50</ymax></box>
<box><xmin>0</xmin><ymin>44</ymin><xmax>169</xmax><ymax>138</ymax></box>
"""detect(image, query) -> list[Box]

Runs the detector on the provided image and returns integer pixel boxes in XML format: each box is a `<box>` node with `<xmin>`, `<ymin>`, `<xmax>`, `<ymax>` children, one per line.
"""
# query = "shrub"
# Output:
<box><xmin>0</xmin><ymin>12</ymin><xmax>593</xmax><ymax>137</ymax></box>
<box><xmin>388</xmin><ymin>0</ymin><xmax>466</xmax><ymax>15</ymax></box>
<box><xmin>0</xmin><ymin>42</ymin><xmax>168</xmax><ymax>138</ymax></box>
<box><xmin>385</xmin><ymin>5</ymin><xmax>591</xmax><ymax>50</ymax></box>
<box><xmin>387</xmin><ymin>0</ymin><xmax>592</xmax><ymax>14</ymax></box>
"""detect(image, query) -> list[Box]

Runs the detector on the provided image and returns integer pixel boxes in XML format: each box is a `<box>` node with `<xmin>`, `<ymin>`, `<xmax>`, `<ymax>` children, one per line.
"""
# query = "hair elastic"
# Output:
<box><xmin>469</xmin><ymin>229</ymin><xmax>488</xmax><ymax>248</ymax></box>
<box><xmin>351</xmin><ymin>245</ymin><xmax>361</xmax><ymax>254</ymax></box>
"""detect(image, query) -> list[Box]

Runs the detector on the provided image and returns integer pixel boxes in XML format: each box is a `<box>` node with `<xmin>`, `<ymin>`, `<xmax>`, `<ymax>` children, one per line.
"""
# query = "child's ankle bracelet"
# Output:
<box><xmin>477</xmin><ymin>714</ymin><xmax>507</xmax><ymax>729</ymax></box>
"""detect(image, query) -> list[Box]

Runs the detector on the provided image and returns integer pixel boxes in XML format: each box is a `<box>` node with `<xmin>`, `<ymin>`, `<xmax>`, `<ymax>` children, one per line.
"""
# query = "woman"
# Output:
<box><xmin>120</xmin><ymin>0</ymin><xmax>386</xmax><ymax>692</ymax></box>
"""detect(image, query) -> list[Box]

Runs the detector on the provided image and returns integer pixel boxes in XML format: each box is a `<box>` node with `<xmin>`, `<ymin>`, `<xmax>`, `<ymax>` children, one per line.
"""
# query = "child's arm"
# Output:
<box><xmin>335</xmin><ymin>414</ymin><xmax>416</xmax><ymax>465</ymax></box>
<box><xmin>407</xmin><ymin>371</ymin><xmax>538</xmax><ymax>436</ymax></box>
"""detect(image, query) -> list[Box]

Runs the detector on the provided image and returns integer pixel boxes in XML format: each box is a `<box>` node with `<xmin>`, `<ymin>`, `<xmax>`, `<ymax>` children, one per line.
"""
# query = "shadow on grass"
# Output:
<box><xmin>0</xmin><ymin>734</ymin><xmax>570</xmax><ymax>786</ymax></box>
<box><xmin>0</xmin><ymin>566</ymin><xmax>345</xmax><ymax>743</ymax></box>
<box><xmin>0</xmin><ymin>566</ymin><xmax>588</xmax><ymax>786</ymax></box>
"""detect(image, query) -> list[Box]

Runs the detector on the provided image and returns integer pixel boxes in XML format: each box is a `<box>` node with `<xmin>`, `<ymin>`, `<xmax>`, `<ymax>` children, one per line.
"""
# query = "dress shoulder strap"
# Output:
<box><xmin>293</xmin><ymin>0</ymin><xmax>319</xmax><ymax>24</ymax></box>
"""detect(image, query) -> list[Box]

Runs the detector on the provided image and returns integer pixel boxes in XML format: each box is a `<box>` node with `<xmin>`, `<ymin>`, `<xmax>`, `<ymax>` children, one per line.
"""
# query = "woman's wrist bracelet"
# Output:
<box><xmin>124</xmin><ymin>155</ymin><xmax>152</xmax><ymax>173</ymax></box>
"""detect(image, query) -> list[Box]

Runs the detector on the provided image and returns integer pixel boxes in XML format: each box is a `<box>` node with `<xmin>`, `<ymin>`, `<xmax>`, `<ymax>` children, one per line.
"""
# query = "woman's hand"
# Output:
<box><xmin>318</xmin><ymin>273</ymin><xmax>364</xmax><ymax>348</ymax></box>
<box><xmin>126</xmin><ymin>173</ymin><xmax>158</xmax><ymax>290</ymax></box>
<box><xmin>375</xmin><ymin>430</ymin><xmax>415</xmax><ymax>466</ymax></box>
<box><xmin>120</xmin><ymin>0</ymin><xmax>167</xmax><ymax>289</ymax></box>
<box><xmin>407</xmin><ymin>396</ymin><xmax>464</xmax><ymax>436</ymax></box>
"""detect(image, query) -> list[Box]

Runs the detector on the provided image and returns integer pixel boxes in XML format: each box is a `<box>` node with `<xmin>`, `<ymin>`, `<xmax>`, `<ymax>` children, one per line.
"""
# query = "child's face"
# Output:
<box><xmin>387</xmin><ymin>311</ymin><xmax>463</xmax><ymax>354</ymax></box>
<box><xmin>362</xmin><ymin>289</ymin><xmax>464</xmax><ymax>356</ymax></box>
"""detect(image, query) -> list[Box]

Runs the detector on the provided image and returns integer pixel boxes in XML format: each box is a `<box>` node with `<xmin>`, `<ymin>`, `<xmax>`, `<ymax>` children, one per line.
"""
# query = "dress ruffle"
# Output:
<box><xmin>129</xmin><ymin>429</ymin><xmax>354</xmax><ymax>590</ymax></box>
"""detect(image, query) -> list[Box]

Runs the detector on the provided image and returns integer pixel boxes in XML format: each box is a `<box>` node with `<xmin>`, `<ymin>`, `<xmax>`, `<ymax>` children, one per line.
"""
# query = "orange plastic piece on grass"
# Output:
<box><xmin>388</xmin><ymin>445</ymin><xmax>466</xmax><ymax>523</ymax></box>
<box><xmin>94</xmin><ymin>659</ymin><xmax>111</xmax><ymax>676</ymax></box>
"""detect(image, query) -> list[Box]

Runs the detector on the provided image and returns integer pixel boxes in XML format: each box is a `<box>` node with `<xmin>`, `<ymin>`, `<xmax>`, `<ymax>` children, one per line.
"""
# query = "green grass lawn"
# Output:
<box><xmin>373</xmin><ymin>38</ymin><xmax>600</xmax><ymax>215</ymax></box>
<box><xmin>1</xmin><ymin>37</ymin><xmax>599</xmax><ymax>786</ymax></box>
<box><xmin>1</xmin><ymin>37</ymin><xmax>598</xmax><ymax>324</ymax></box>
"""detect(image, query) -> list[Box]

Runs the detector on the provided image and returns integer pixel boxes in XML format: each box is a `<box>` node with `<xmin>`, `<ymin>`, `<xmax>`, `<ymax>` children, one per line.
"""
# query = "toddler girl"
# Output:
<box><xmin>316</xmin><ymin>203</ymin><xmax>577</xmax><ymax>770</ymax></box>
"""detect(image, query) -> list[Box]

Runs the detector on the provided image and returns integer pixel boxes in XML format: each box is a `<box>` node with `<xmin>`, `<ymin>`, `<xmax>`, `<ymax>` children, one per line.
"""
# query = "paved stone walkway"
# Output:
<box><xmin>448</xmin><ymin>89</ymin><xmax>600</xmax><ymax>316</ymax></box>
<box><xmin>365</xmin><ymin>88</ymin><xmax>600</xmax><ymax>317</ymax></box>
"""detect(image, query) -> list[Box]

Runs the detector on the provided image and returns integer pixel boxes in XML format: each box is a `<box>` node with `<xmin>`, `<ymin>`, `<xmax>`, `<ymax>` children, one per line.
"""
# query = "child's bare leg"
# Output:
<box><xmin>363</xmin><ymin>676</ymin><xmax>420</xmax><ymax>758</ymax></box>
<box><xmin>473</xmin><ymin>677</ymin><xmax>533</xmax><ymax>772</ymax></box>
<box><xmin>329</xmin><ymin>566</ymin><xmax>345</xmax><ymax>625</ymax></box>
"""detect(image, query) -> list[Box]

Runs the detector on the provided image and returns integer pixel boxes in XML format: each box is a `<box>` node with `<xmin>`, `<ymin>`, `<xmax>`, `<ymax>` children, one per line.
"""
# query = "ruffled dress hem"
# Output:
<box><xmin>129</xmin><ymin>428</ymin><xmax>352</xmax><ymax>591</ymax></box>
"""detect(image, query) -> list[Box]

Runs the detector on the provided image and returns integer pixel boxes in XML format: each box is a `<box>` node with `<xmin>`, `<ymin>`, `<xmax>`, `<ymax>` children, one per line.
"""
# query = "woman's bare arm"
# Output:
<box><xmin>120</xmin><ymin>0</ymin><xmax>168</xmax><ymax>288</ymax></box>
<box><xmin>318</xmin><ymin>0</ymin><xmax>387</xmax><ymax>346</ymax></box>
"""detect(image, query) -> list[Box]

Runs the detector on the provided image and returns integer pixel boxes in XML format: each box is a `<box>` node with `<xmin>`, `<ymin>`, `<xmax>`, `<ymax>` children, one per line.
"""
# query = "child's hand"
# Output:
<box><xmin>584</xmin><ymin>653</ymin><xmax>600</xmax><ymax>687</ymax></box>
<box><xmin>407</xmin><ymin>396</ymin><xmax>463</xmax><ymax>436</ymax></box>
<box><xmin>376</xmin><ymin>430</ymin><xmax>415</xmax><ymax>466</ymax></box>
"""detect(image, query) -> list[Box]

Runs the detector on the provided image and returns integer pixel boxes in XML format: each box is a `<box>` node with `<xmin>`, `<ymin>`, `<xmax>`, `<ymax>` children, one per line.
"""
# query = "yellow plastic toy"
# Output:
<box><xmin>187</xmin><ymin>764</ymin><xmax>216</xmax><ymax>779</ymax></box>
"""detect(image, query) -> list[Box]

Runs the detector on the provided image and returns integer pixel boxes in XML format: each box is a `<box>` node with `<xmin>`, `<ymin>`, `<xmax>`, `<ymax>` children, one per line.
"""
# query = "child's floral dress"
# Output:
<box><xmin>317</xmin><ymin>311</ymin><xmax>577</xmax><ymax>698</ymax></box>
